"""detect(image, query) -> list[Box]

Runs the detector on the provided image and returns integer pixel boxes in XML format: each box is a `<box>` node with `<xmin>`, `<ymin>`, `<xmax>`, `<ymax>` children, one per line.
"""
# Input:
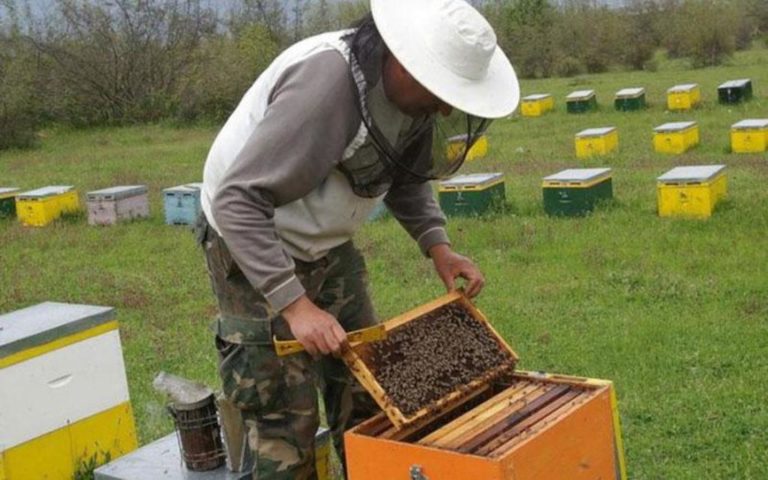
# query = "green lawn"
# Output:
<box><xmin>1</xmin><ymin>48</ymin><xmax>767</xmax><ymax>479</ymax></box>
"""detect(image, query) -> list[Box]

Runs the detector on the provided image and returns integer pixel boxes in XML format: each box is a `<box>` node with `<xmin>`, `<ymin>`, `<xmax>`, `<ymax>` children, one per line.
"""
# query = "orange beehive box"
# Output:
<box><xmin>343</xmin><ymin>292</ymin><xmax>626</xmax><ymax>480</ymax></box>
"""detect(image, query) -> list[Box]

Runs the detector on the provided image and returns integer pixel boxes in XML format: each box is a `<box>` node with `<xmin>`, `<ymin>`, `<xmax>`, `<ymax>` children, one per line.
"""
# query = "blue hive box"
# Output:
<box><xmin>163</xmin><ymin>183</ymin><xmax>203</xmax><ymax>226</ymax></box>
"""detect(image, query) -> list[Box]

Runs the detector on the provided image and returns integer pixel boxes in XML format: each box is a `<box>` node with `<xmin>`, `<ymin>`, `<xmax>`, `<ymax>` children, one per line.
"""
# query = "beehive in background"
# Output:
<box><xmin>667</xmin><ymin>83</ymin><xmax>701</xmax><ymax>110</ymax></box>
<box><xmin>566</xmin><ymin>89</ymin><xmax>597</xmax><ymax>113</ymax></box>
<box><xmin>730</xmin><ymin>119</ymin><xmax>768</xmax><ymax>153</ymax></box>
<box><xmin>542</xmin><ymin>168</ymin><xmax>613</xmax><ymax>217</ymax></box>
<box><xmin>657</xmin><ymin>165</ymin><xmax>727</xmax><ymax>219</ymax></box>
<box><xmin>0</xmin><ymin>188</ymin><xmax>20</xmax><ymax>219</ymax></box>
<box><xmin>653</xmin><ymin>121</ymin><xmax>700</xmax><ymax>154</ymax></box>
<box><xmin>344</xmin><ymin>292</ymin><xmax>627</xmax><ymax>480</ymax></box>
<box><xmin>438</xmin><ymin>173</ymin><xmax>505</xmax><ymax>217</ymax></box>
<box><xmin>16</xmin><ymin>186</ymin><xmax>80</xmax><ymax>227</ymax></box>
<box><xmin>163</xmin><ymin>183</ymin><xmax>203</xmax><ymax>225</ymax></box>
<box><xmin>520</xmin><ymin>94</ymin><xmax>554</xmax><ymax>117</ymax></box>
<box><xmin>575</xmin><ymin>127</ymin><xmax>619</xmax><ymax>158</ymax></box>
<box><xmin>0</xmin><ymin>302</ymin><xmax>138</xmax><ymax>479</ymax></box>
<box><xmin>86</xmin><ymin>185</ymin><xmax>149</xmax><ymax>226</ymax></box>
<box><xmin>94</xmin><ymin>427</ymin><xmax>332</xmax><ymax>480</ymax></box>
<box><xmin>718</xmin><ymin>79</ymin><xmax>753</xmax><ymax>104</ymax></box>
<box><xmin>446</xmin><ymin>133</ymin><xmax>488</xmax><ymax>163</ymax></box>
<box><xmin>614</xmin><ymin>88</ymin><xmax>646</xmax><ymax>111</ymax></box>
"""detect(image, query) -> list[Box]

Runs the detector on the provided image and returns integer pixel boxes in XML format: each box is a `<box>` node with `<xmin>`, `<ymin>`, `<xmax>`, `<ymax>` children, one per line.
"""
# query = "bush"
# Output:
<box><xmin>0</xmin><ymin>36</ymin><xmax>41</xmax><ymax>150</ymax></box>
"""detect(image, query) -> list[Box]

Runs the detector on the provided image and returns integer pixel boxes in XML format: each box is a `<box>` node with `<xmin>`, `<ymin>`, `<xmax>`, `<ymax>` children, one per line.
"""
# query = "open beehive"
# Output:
<box><xmin>343</xmin><ymin>292</ymin><xmax>626</xmax><ymax>480</ymax></box>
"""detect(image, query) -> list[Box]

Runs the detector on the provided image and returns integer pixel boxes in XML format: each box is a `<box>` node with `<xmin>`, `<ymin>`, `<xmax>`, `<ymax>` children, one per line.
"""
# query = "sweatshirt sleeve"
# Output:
<box><xmin>211</xmin><ymin>50</ymin><xmax>361</xmax><ymax>312</ymax></box>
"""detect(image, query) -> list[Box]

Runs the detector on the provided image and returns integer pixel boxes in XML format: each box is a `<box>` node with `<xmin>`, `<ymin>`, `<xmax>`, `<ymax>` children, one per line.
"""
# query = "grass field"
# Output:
<box><xmin>1</xmin><ymin>47</ymin><xmax>767</xmax><ymax>479</ymax></box>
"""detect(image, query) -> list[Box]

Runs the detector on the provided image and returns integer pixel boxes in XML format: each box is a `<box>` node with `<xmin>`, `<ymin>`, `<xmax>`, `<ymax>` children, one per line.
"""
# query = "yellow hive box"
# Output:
<box><xmin>653</xmin><ymin>121</ymin><xmax>700</xmax><ymax>154</ymax></box>
<box><xmin>520</xmin><ymin>94</ymin><xmax>554</xmax><ymax>117</ymax></box>
<box><xmin>575</xmin><ymin>127</ymin><xmax>619</xmax><ymax>158</ymax></box>
<box><xmin>16</xmin><ymin>186</ymin><xmax>80</xmax><ymax>227</ymax></box>
<box><xmin>0</xmin><ymin>302</ymin><xmax>138</xmax><ymax>479</ymax></box>
<box><xmin>667</xmin><ymin>83</ymin><xmax>701</xmax><ymax>110</ymax></box>
<box><xmin>446</xmin><ymin>133</ymin><xmax>489</xmax><ymax>163</ymax></box>
<box><xmin>657</xmin><ymin>165</ymin><xmax>727</xmax><ymax>218</ymax></box>
<box><xmin>731</xmin><ymin>119</ymin><xmax>768</xmax><ymax>153</ymax></box>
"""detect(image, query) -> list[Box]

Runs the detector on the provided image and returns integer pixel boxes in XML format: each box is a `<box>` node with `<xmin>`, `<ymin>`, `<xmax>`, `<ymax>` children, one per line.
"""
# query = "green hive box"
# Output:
<box><xmin>614</xmin><ymin>88</ymin><xmax>646</xmax><ymax>111</ymax></box>
<box><xmin>566</xmin><ymin>89</ymin><xmax>598</xmax><ymax>113</ymax></box>
<box><xmin>543</xmin><ymin>168</ymin><xmax>613</xmax><ymax>217</ymax></box>
<box><xmin>0</xmin><ymin>188</ymin><xmax>20</xmax><ymax>219</ymax></box>
<box><xmin>718</xmin><ymin>79</ymin><xmax>753</xmax><ymax>104</ymax></box>
<box><xmin>439</xmin><ymin>173</ymin><xmax>505</xmax><ymax>216</ymax></box>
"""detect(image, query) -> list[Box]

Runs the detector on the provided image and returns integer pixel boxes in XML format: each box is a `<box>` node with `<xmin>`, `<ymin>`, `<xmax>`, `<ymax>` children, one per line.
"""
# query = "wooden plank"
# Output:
<box><xmin>419</xmin><ymin>382</ymin><xmax>541</xmax><ymax>448</ymax></box>
<box><xmin>482</xmin><ymin>389</ymin><xmax>583</xmax><ymax>456</ymax></box>
<box><xmin>456</xmin><ymin>384</ymin><xmax>572</xmax><ymax>453</ymax></box>
<box><xmin>381</xmin><ymin>383</ymin><xmax>493</xmax><ymax>442</ymax></box>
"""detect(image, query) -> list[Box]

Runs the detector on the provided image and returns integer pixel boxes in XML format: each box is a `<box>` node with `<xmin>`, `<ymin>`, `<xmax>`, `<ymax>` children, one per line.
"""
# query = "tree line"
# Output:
<box><xmin>1</xmin><ymin>0</ymin><xmax>766</xmax><ymax>150</ymax></box>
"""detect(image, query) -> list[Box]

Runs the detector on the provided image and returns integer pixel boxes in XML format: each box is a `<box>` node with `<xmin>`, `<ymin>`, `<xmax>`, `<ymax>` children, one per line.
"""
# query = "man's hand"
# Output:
<box><xmin>281</xmin><ymin>296</ymin><xmax>348</xmax><ymax>356</ymax></box>
<box><xmin>429</xmin><ymin>243</ymin><xmax>485</xmax><ymax>298</ymax></box>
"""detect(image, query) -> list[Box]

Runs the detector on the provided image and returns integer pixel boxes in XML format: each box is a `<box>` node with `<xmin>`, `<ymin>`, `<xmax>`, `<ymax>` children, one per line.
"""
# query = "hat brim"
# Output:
<box><xmin>371</xmin><ymin>0</ymin><xmax>520</xmax><ymax>119</ymax></box>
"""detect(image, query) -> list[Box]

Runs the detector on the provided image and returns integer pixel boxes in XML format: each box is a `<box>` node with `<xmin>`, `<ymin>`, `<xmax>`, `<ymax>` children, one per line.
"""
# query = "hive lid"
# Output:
<box><xmin>719</xmin><ymin>79</ymin><xmax>750</xmax><ymax>89</ymax></box>
<box><xmin>185</xmin><ymin>182</ymin><xmax>203</xmax><ymax>190</ymax></box>
<box><xmin>0</xmin><ymin>302</ymin><xmax>115</xmax><ymax>362</ymax></box>
<box><xmin>440</xmin><ymin>172</ymin><xmax>503</xmax><ymax>188</ymax></box>
<box><xmin>566</xmin><ymin>90</ymin><xmax>595</xmax><ymax>101</ymax></box>
<box><xmin>654</xmin><ymin>121</ymin><xmax>697</xmax><ymax>132</ymax></box>
<box><xmin>732</xmin><ymin>119</ymin><xmax>768</xmax><ymax>130</ymax></box>
<box><xmin>576</xmin><ymin>127</ymin><xmax>616</xmax><ymax>137</ymax></box>
<box><xmin>543</xmin><ymin>168</ymin><xmax>612</xmax><ymax>184</ymax></box>
<box><xmin>342</xmin><ymin>291</ymin><xmax>518</xmax><ymax>429</ymax></box>
<box><xmin>615</xmin><ymin>87</ymin><xmax>645</xmax><ymax>98</ymax></box>
<box><xmin>164</xmin><ymin>184</ymin><xmax>200</xmax><ymax>194</ymax></box>
<box><xmin>667</xmin><ymin>83</ymin><xmax>698</xmax><ymax>93</ymax></box>
<box><xmin>17</xmin><ymin>185</ymin><xmax>74</xmax><ymax>199</ymax></box>
<box><xmin>657</xmin><ymin>165</ymin><xmax>726</xmax><ymax>183</ymax></box>
<box><xmin>522</xmin><ymin>93</ymin><xmax>551</xmax><ymax>101</ymax></box>
<box><xmin>0</xmin><ymin>187</ymin><xmax>20</xmax><ymax>199</ymax></box>
<box><xmin>87</xmin><ymin>185</ymin><xmax>148</xmax><ymax>200</ymax></box>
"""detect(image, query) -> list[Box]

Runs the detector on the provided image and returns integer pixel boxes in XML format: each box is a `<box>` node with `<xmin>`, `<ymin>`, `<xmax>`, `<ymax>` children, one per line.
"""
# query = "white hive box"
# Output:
<box><xmin>0</xmin><ymin>302</ymin><xmax>138</xmax><ymax>479</ymax></box>
<box><xmin>86</xmin><ymin>185</ymin><xmax>149</xmax><ymax>226</ymax></box>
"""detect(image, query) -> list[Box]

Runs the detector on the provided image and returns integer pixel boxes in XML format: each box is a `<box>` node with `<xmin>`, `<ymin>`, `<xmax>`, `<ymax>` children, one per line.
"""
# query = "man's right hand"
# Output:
<box><xmin>281</xmin><ymin>295</ymin><xmax>348</xmax><ymax>356</ymax></box>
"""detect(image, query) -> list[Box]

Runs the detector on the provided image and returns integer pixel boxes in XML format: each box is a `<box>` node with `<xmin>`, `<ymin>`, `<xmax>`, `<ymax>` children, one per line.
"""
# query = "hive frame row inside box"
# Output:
<box><xmin>0</xmin><ymin>302</ymin><xmax>138</xmax><ymax>480</ymax></box>
<box><xmin>342</xmin><ymin>292</ymin><xmax>627</xmax><ymax>480</ymax></box>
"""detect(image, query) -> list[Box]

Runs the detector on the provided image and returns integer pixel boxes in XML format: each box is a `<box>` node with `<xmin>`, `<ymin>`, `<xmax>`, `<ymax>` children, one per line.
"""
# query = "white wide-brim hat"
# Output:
<box><xmin>371</xmin><ymin>0</ymin><xmax>519</xmax><ymax>119</ymax></box>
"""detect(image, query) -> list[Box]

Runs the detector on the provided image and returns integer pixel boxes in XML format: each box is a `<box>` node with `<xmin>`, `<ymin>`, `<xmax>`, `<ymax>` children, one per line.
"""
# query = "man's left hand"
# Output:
<box><xmin>429</xmin><ymin>243</ymin><xmax>485</xmax><ymax>298</ymax></box>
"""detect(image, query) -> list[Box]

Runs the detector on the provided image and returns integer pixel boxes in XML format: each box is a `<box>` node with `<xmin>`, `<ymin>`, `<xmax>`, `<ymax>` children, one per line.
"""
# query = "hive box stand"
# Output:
<box><xmin>0</xmin><ymin>188</ymin><xmax>20</xmax><ymax>219</ymax></box>
<box><xmin>718</xmin><ymin>79</ymin><xmax>753</xmax><ymax>104</ymax></box>
<box><xmin>657</xmin><ymin>165</ymin><xmax>727</xmax><ymax>219</ymax></box>
<box><xmin>0</xmin><ymin>302</ymin><xmax>138</xmax><ymax>479</ymax></box>
<box><xmin>542</xmin><ymin>168</ymin><xmax>614</xmax><ymax>217</ymax></box>
<box><xmin>86</xmin><ymin>185</ymin><xmax>150</xmax><ymax>226</ymax></box>
<box><xmin>574</xmin><ymin>127</ymin><xmax>619</xmax><ymax>158</ymax></box>
<box><xmin>95</xmin><ymin>428</ymin><xmax>332</xmax><ymax>480</ymax></box>
<box><xmin>614</xmin><ymin>88</ymin><xmax>646</xmax><ymax>111</ymax></box>
<box><xmin>653</xmin><ymin>121</ymin><xmax>700</xmax><ymax>154</ymax></box>
<box><xmin>520</xmin><ymin>94</ymin><xmax>554</xmax><ymax>117</ymax></box>
<box><xmin>15</xmin><ymin>186</ymin><xmax>80</xmax><ymax>227</ymax></box>
<box><xmin>438</xmin><ymin>173</ymin><xmax>505</xmax><ymax>216</ymax></box>
<box><xmin>343</xmin><ymin>292</ymin><xmax>627</xmax><ymax>480</ymax></box>
<box><xmin>731</xmin><ymin>119</ymin><xmax>768</xmax><ymax>153</ymax></box>
<box><xmin>566</xmin><ymin>90</ymin><xmax>597</xmax><ymax>113</ymax></box>
<box><xmin>667</xmin><ymin>83</ymin><xmax>701</xmax><ymax>110</ymax></box>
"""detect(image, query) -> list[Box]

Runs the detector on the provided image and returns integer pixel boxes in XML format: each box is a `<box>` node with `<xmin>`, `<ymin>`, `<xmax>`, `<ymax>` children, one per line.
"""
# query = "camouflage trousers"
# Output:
<box><xmin>198</xmin><ymin>217</ymin><xmax>380</xmax><ymax>480</ymax></box>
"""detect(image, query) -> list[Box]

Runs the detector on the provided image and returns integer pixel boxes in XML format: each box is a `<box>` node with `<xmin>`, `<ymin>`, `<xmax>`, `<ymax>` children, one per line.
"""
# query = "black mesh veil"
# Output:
<box><xmin>343</xmin><ymin>16</ymin><xmax>492</xmax><ymax>183</ymax></box>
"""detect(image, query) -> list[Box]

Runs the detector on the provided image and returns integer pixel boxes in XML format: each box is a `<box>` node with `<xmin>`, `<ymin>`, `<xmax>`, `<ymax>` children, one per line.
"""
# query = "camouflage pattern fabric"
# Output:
<box><xmin>198</xmin><ymin>216</ymin><xmax>380</xmax><ymax>479</ymax></box>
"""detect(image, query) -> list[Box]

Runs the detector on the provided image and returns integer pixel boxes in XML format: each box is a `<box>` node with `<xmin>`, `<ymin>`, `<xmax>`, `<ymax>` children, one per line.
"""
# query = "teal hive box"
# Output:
<box><xmin>614</xmin><ymin>88</ymin><xmax>646</xmax><ymax>111</ymax></box>
<box><xmin>163</xmin><ymin>183</ymin><xmax>202</xmax><ymax>225</ymax></box>
<box><xmin>542</xmin><ymin>168</ymin><xmax>613</xmax><ymax>217</ymax></box>
<box><xmin>438</xmin><ymin>173</ymin><xmax>505</xmax><ymax>216</ymax></box>
<box><xmin>566</xmin><ymin>90</ymin><xmax>598</xmax><ymax>113</ymax></box>
<box><xmin>0</xmin><ymin>188</ymin><xmax>20</xmax><ymax>219</ymax></box>
<box><xmin>718</xmin><ymin>79</ymin><xmax>752</xmax><ymax>104</ymax></box>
